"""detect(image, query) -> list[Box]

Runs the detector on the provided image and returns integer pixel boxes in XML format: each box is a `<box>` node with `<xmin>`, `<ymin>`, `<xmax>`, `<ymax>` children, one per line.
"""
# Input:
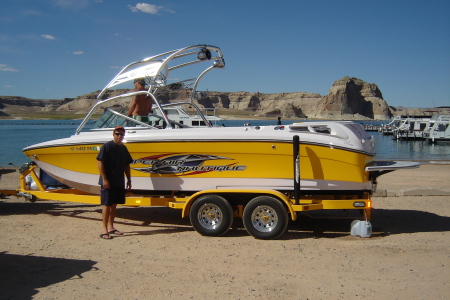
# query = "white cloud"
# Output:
<box><xmin>0</xmin><ymin>64</ymin><xmax>19</xmax><ymax>72</ymax></box>
<box><xmin>110</xmin><ymin>66</ymin><xmax>120</xmax><ymax>69</ymax></box>
<box><xmin>73</xmin><ymin>51</ymin><xmax>84</xmax><ymax>55</ymax></box>
<box><xmin>41</xmin><ymin>34</ymin><xmax>56</xmax><ymax>40</ymax></box>
<box><xmin>129</xmin><ymin>3</ymin><xmax>162</xmax><ymax>14</ymax></box>
<box><xmin>4</xmin><ymin>85</ymin><xmax>13</xmax><ymax>88</ymax></box>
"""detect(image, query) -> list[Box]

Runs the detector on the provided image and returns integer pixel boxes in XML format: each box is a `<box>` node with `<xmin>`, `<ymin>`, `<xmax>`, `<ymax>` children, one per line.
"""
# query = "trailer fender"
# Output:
<box><xmin>181</xmin><ymin>189</ymin><xmax>297</xmax><ymax>221</ymax></box>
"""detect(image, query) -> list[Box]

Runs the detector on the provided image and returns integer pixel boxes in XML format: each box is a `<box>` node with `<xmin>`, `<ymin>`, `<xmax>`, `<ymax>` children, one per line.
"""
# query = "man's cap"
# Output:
<box><xmin>114</xmin><ymin>126</ymin><xmax>125</xmax><ymax>132</ymax></box>
<box><xmin>134</xmin><ymin>78</ymin><xmax>146</xmax><ymax>85</ymax></box>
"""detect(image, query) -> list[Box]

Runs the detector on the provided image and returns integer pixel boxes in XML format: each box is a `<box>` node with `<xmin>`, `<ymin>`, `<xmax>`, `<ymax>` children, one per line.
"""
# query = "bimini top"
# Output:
<box><xmin>97</xmin><ymin>44</ymin><xmax>224</xmax><ymax>100</ymax></box>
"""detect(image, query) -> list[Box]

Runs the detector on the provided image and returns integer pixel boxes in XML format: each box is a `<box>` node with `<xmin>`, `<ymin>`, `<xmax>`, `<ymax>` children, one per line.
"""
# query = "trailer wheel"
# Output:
<box><xmin>29</xmin><ymin>195</ymin><xmax>37</xmax><ymax>203</ymax></box>
<box><xmin>243</xmin><ymin>196</ymin><xmax>288</xmax><ymax>240</ymax></box>
<box><xmin>189</xmin><ymin>195</ymin><xmax>233</xmax><ymax>237</ymax></box>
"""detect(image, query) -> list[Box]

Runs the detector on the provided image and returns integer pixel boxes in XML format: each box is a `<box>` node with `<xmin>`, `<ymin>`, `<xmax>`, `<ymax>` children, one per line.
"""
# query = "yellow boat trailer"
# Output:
<box><xmin>3</xmin><ymin>163</ymin><xmax>372</xmax><ymax>240</ymax></box>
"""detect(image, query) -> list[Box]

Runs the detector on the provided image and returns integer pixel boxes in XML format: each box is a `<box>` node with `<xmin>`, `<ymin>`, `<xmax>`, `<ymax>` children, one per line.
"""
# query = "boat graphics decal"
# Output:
<box><xmin>131</xmin><ymin>153</ymin><xmax>247</xmax><ymax>175</ymax></box>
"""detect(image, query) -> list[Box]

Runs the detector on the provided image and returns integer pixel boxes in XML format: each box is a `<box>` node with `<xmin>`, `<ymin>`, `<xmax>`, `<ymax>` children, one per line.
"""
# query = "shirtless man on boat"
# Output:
<box><xmin>127</xmin><ymin>78</ymin><xmax>152</xmax><ymax>123</ymax></box>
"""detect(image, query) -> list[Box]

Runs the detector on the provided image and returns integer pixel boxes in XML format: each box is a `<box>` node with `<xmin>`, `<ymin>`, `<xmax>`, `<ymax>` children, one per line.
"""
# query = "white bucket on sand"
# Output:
<box><xmin>350</xmin><ymin>220</ymin><xmax>372</xmax><ymax>238</ymax></box>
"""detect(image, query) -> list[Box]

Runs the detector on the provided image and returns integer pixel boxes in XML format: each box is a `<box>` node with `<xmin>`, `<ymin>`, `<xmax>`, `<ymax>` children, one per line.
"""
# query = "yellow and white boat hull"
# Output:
<box><xmin>24</xmin><ymin>122</ymin><xmax>377</xmax><ymax>195</ymax></box>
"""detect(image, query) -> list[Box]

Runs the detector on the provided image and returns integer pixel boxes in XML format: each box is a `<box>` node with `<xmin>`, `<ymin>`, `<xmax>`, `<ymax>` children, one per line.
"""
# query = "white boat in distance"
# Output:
<box><xmin>153</xmin><ymin>105</ymin><xmax>222</xmax><ymax>128</ymax></box>
<box><xmin>23</xmin><ymin>44</ymin><xmax>419</xmax><ymax>195</ymax></box>
<box><xmin>423</xmin><ymin>115</ymin><xmax>450</xmax><ymax>143</ymax></box>
<box><xmin>393</xmin><ymin>115</ymin><xmax>433</xmax><ymax>140</ymax></box>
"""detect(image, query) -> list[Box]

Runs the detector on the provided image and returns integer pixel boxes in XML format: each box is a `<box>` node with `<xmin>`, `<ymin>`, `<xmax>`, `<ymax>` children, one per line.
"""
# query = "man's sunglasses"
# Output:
<box><xmin>114</xmin><ymin>132</ymin><xmax>125</xmax><ymax>136</ymax></box>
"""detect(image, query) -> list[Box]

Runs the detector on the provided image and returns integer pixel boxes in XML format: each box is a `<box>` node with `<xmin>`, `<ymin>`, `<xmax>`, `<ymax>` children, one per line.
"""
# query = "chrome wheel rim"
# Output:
<box><xmin>251</xmin><ymin>205</ymin><xmax>278</xmax><ymax>232</ymax></box>
<box><xmin>197</xmin><ymin>204</ymin><xmax>223</xmax><ymax>230</ymax></box>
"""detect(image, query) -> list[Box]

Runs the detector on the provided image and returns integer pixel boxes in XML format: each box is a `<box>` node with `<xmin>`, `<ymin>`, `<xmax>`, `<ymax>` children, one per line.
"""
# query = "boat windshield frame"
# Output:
<box><xmin>75</xmin><ymin>44</ymin><xmax>225</xmax><ymax>134</ymax></box>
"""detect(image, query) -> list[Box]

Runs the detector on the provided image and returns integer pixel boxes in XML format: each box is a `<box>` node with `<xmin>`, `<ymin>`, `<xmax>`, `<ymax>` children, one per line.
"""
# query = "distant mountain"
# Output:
<box><xmin>0</xmin><ymin>77</ymin><xmax>444</xmax><ymax>120</ymax></box>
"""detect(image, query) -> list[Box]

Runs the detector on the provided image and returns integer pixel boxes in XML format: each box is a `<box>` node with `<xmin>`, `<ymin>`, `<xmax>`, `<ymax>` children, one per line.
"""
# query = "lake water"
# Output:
<box><xmin>1</xmin><ymin>119</ymin><xmax>449</xmax><ymax>167</ymax></box>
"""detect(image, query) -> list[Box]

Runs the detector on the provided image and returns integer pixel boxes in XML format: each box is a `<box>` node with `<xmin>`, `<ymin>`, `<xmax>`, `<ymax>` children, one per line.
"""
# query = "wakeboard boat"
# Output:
<box><xmin>23</xmin><ymin>44</ymin><xmax>419</xmax><ymax>195</ymax></box>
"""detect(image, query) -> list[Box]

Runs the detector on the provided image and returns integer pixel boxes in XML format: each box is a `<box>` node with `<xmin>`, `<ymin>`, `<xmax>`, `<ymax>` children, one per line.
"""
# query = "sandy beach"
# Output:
<box><xmin>1</xmin><ymin>163</ymin><xmax>449</xmax><ymax>299</ymax></box>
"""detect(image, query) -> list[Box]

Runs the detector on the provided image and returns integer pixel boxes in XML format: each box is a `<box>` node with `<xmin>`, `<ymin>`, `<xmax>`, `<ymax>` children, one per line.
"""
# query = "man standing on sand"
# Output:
<box><xmin>127</xmin><ymin>78</ymin><xmax>153</xmax><ymax>123</ymax></box>
<box><xmin>97</xmin><ymin>126</ymin><xmax>133</xmax><ymax>240</ymax></box>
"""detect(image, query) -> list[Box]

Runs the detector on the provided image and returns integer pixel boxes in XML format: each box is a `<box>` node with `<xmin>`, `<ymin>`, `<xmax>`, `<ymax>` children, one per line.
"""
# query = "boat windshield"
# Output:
<box><xmin>90</xmin><ymin>106</ymin><xmax>190</xmax><ymax>130</ymax></box>
<box><xmin>93</xmin><ymin>107</ymin><xmax>129</xmax><ymax>129</ymax></box>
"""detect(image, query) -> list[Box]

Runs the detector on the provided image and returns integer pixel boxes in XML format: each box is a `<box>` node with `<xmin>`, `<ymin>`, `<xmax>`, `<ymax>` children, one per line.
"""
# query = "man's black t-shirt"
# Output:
<box><xmin>96</xmin><ymin>140</ymin><xmax>133</xmax><ymax>188</ymax></box>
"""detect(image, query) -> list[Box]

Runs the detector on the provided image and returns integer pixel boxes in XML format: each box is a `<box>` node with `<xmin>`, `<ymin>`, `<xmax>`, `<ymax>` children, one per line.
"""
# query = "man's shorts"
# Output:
<box><xmin>133</xmin><ymin>115</ymin><xmax>149</xmax><ymax>123</ymax></box>
<box><xmin>100</xmin><ymin>187</ymin><xmax>126</xmax><ymax>206</ymax></box>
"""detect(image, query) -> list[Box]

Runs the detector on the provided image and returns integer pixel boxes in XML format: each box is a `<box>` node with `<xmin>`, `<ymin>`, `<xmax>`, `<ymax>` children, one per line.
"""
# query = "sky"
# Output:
<box><xmin>0</xmin><ymin>0</ymin><xmax>449</xmax><ymax>108</ymax></box>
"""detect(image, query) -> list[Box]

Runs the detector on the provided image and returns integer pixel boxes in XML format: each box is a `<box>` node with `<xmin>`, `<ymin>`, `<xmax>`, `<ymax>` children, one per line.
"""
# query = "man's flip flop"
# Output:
<box><xmin>108</xmin><ymin>230</ymin><xmax>124</xmax><ymax>235</ymax></box>
<box><xmin>100</xmin><ymin>233</ymin><xmax>112</xmax><ymax>239</ymax></box>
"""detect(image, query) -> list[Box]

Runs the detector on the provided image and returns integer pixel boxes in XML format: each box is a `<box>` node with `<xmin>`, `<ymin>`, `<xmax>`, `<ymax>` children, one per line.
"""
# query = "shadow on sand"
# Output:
<box><xmin>0</xmin><ymin>252</ymin><xmax>97</xmax><ymax>300</ymax></box>
<box><xmin>1</xmin><ymin>199</ymin><xmax>449</xmax><ymax>240</ymax></box>
<box><xmin>282</xmin><ymin>208</ymin><xmax>450</xmax><ymax>239</ymax></box>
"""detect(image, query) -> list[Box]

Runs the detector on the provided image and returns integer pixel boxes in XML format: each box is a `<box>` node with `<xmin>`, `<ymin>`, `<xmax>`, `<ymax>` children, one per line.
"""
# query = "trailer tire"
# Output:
<box><xmin>29</xmin><ymin>195</ymin><xmax>37</xmax><ymax>203</ymax></box>
<box><xmin>189</xmin><ymin>194</ymin><xmax>233</xmax><ymax>237</ymax></box>
<box><xmin>243</xmin><ymin>196</ymin><xmax>288</xmax><ymax>240</ymax></box>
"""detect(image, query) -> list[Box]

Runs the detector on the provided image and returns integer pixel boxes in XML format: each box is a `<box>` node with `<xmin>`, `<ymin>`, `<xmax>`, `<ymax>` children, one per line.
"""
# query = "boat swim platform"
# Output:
<box><xmin>373</xmin><ymin>187</ymin><xmax>450</xmax><ymax>197</ymax></box>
